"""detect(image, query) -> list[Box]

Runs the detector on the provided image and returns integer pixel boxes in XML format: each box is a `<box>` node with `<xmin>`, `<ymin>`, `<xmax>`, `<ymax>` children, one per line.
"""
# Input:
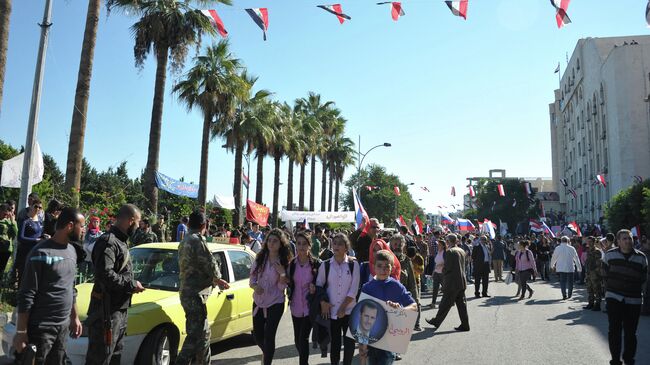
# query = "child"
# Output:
<box><xmin>358</xmin><ymin>249</ymin><xmax>418</xmax><ymax>365</ymax></box>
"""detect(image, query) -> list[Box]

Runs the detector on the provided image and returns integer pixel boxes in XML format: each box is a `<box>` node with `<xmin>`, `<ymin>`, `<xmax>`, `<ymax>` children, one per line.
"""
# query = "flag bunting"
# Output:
<box><xmin>201</xmin><ymin>9</ymin><xmax>228</xmax><ymax>37</ymax></box>
<box><xmin>317</xmin><ymin>4</ymin><xmax>351</xmax><ymax>24</ymax></box>
<box><xmin>445</xmin><ymin>0</ymin><xmax>468</xmax><ymax>20</ymax></box>
<box><xmin>245</xmin><ymin>8</ymin><xmax>269</xmax><ymax>40</ymax></box>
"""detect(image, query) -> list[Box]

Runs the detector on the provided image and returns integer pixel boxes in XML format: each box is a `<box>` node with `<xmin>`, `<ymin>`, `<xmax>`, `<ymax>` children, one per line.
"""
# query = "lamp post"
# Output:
<box><xmin>357</xmin><ymin>136</ymin><xmax>391</xmax><ymax>189</ymax></box>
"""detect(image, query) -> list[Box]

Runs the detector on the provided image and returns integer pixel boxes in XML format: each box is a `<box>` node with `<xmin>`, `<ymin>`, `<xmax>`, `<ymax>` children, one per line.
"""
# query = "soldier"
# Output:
<box><xmin>152</xmin><ymin>214</ymin><xmax>167</xmax><ymax>243</ymax></box>
<box><xmin>132</xmin><ymin>218</ymin><xmax>158</xmax><ymax>246</ymax></box>
<box><xmin>86</xmin><ymin>204</ymin><xmax>146</xmax><ymax>365</ymax></box>
<box><xmin>176</xmin><ymin>210</ymin><xmax>230</xmax><ymax>365</ymax></box>
<box><xmin>584</xmin><ymin>236</ymin><xmax>603</xmax><ymax>311</ymax></box>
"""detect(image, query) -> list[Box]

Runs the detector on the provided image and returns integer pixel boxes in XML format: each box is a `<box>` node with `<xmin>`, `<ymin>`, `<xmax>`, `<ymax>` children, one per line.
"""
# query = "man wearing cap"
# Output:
<box><xmin>152</xmin><ymin>214</ymin><xmax>168</xmax><ymax>243</ymax></box>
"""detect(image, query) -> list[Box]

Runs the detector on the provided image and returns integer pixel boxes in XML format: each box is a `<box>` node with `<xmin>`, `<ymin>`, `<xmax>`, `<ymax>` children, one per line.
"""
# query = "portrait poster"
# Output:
<box><xmin>346</xmin><ymin>293</ymin><xmax>417</xmax><ymax>354</ymax></box>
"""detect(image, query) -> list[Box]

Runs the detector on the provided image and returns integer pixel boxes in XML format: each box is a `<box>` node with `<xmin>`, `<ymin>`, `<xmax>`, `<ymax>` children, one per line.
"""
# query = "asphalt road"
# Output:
<box><xmin>2</xmin><ymin>278</ymin><xmax>649</xmax><ymax>364</ymax></box>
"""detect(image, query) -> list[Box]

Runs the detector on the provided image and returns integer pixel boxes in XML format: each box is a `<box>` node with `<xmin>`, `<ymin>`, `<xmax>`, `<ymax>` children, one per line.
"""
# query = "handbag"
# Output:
<box><xmin>505</xmin><ymin>272</ymin><xmax>513</xmax><ymax>285</ymax></box>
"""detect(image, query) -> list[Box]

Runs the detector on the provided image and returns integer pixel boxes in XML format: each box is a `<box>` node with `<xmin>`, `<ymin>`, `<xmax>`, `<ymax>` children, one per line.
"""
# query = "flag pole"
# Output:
<box><xmin>19</xmin><ymin>0</ymin><xmax>53</xmax><ymax>212</ymax></box>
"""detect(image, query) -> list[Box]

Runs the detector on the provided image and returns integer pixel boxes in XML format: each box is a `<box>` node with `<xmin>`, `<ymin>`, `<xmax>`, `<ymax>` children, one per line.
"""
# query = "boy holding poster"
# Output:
<box><xmin>358</xmin><ymin>249</ymin><xmax>417</xmax><ymax>365</ymax></box>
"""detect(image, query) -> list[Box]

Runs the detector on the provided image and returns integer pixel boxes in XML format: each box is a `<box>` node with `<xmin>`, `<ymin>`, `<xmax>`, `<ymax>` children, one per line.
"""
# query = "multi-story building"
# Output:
<box><xmin>549</xmin><ymin>36</ymin><xmax>650</xmax><ymax>224</ymax></box>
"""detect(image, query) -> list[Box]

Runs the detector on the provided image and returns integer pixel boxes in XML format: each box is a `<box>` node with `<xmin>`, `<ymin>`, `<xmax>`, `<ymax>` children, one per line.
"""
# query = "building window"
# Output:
<box><xmin>577</xmin><ymin>58</ymin><xmax>580</xmax><ymax>70</ymax></box>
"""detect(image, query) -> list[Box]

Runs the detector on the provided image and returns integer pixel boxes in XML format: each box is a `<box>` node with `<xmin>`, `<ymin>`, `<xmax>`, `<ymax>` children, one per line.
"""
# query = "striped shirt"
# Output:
<box><xmin>602</xmin><ymin>247</ymin><xmax>648</xmax><ymax>305</ymax></box>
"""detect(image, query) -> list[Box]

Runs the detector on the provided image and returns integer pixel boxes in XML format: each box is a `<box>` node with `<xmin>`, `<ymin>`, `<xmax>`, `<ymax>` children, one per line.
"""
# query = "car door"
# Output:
<box><xmin>226</xmin><ymin>249</ymin><xmax>255</xmax><ymax>332</ymax></box>
<box><xmin>205</xmin><ymin>251</ymin><xmax>237</xmax><ymax>340</ymax></box>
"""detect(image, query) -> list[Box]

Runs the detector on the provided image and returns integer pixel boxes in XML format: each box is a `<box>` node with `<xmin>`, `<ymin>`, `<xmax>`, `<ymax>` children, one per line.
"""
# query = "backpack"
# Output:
<box><xmin>323</xmin><ymin>259</ymin><xmax>355</xmax><ymax>290</ymax></box>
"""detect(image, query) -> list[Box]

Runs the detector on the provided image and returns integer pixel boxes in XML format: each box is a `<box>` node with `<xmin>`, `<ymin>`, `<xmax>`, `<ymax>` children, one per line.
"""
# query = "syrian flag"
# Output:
<box><xmin>398</xmin><ymin>215</ymin><xmax>408</xmax><ymax>230</ymax></box>
<box><xmin>634</xmin><ymin>175</ymin><xmax>643</xmax><ymax>184</ymax></box>
<box><xmin>421</xmin><ymin>186</ymin><xmax>430</xmax><ymax>192</ymax></box>
<box><xmin>413</xmin><ymin>216</ymin><xmax>424</xmax><ymax>235</ymax></box>
<box><xmin>245</xmin><ymin>8</ymin><xmax>269</xmax><ymax>40</ymax></box>
<box><xmin>468</xmin><ymin>186</ymin><xmax>476</xmax><ymax>197</ymax></box>
<box><xmin>524</xmin><ymin>182</ymin><xmax>532</xmax><ymax>195</ymax></box>
<box><xmin>451</xmin><ymin>186</ymin><xmax>456</xmax><ymax>196</ymax></box>
<box><xmin>394</xmin><ymin>186</ymin><xmax>401</xmax><ymax>196</ymax></box>
<box><xmin>568</xmin><ymin>188</ymin><xmax>577</xmax><ymax>199</ymax></box>
<box><xmin>352</xmin><ymin>188</ymin><xmax>369</xmax><ymax>231</ymax></box>
<box><xmin>554</xmin><ymin>62</ymin><xmax>560</xmax><ymax>73</ymax></box>
<box><xmin>201</xmin><ymin>9</ymin><xmax>228</xmax><ymax>37</ymax></box>
<box><xmin>377</xmin><ymin>2</ymin><xmax>405</xmax><ymax>21</ymax></box>
<box><xmin>596</xmin><ymin>174</ymin><xmax>607</xmax><ymax>187</ymax></box>
<box><xmin>497</xmin><ymin>184</ymin><xmax>505</xmax><ymax>197</ymax></box>
<box><xmin>560</xmin><ymin>178</ymin><xmax>568</xmax><ymax>187</ymax></box>
<box><xmin>567</xmin><ymin>221</ymin><xmax>582</xmax><ymax>236</ymax></box>
<box><xmin>529</xmin><ymin>219</ymin><xmax>544</xmax><ymax>233</ymax></box>
<box><xmin>445</xmin><ymin>0</ymin><xmax>468</xmax><ymax>20</ymax></box>
<box><xmin>550</xmin><ymin>0</ymin><xmax>571</xmax><ymax>29</ymax></box>
<box><xmin>631</xmin><ymin>225</ymin><xmax>641</xmax><ymax>238</ymax></box>
<box><xmin>317</xmin><ymin>4</ymin><xmax>351</xmax><ymax>24</ymax></box>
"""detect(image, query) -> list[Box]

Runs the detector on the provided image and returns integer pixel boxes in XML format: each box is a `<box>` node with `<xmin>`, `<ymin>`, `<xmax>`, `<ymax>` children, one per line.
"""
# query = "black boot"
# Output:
<box><xmin>583</xmin><ymin>301</ymin><xmax>594</xmax><ymax>310</ymax></box>
<box><xmin>592</xmin><ymin>300</ymin><xmax>601</xmax><ymax>311</ymax></box>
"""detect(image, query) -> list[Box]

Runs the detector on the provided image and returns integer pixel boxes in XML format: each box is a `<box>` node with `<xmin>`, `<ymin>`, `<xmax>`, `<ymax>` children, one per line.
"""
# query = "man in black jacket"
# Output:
<box><xmin>472</xmin><ymin>235</ymin><xmax>491</xmax><ymax>298</ymax></box>
<box><xmin>86</xmin><ymin>204</ymin><xmax>145</xmax><ymax>365</ymax></box>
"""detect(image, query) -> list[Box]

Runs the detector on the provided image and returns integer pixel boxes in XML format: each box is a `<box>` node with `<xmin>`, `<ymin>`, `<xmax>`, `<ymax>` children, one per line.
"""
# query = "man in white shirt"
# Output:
<box><xmin>550</xmin><ymin>236</ymin><xmax>582</xmax><ymax>299</ymax></box>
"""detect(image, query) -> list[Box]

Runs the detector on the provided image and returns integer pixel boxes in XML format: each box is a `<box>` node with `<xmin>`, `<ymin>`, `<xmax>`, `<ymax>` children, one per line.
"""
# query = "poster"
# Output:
<box><xmin>346</xmin><ymin>293</ymin><xmax>417</xmax><ymax>354</ymax></box>
<box><xmin>246</xmin><ymin>199</ymin><xmax>270</xmax><ymax>226</ymax></box>
<box><xmin>280</xmin><ymin>209</ymin><xmax>355</xmax><ymax>223</ymax></box>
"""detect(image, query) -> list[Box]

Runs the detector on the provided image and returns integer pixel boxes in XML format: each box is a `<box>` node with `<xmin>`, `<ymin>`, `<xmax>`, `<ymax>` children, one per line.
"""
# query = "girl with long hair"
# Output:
<box><xmin>250</xmin><ymin>228</ymin><xmax>294</xmax><ymax>365</ymax></box>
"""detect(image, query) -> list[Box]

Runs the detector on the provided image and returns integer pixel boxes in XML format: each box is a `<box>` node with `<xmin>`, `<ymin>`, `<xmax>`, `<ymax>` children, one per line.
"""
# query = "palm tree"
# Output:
<box><xmin>284</xmin><ymin>103</ymin><xmax>305</xmax><ymax>212</ymax></box>
<box><xmin>252</xmin><ymin>100</ymin><xmax>276</xmax><ymax>204</ymax></box>
<box><xmin>269</xmin><ymin>102</ymin><xmax>291</xmax><ymax>226</ymax></box>
<box><xmin>296</xmin><ymin>92</ymin><xmax>334</xmax><ymax>211</ymax></box>
<box><xmin>0</xmin><ymin>0</ymin><xmax>12</xmax><ymax>116</ymax></box>
<box><xmin>329</xmin><ymin>135</ymin><xmax>355</xmax><ymax>211</ymax></box>
<box><xmin>320</xmin><ymin>109</ymin><xmax>344</xmax><ymax>211</ymax></box>
<box><xmin>106</xmin><ymin>0</ymin><xmax>230</xmax><ymax>215</ymax></box>
<box><xmin>173</xmin><ymin>40</ymin><xmax>246</xmax><ymax>206</ymax></box>
<box><xmin>64</xmin><ymin>0</ymin><xmax>102</xmax><ymax>206</ymax></box>
<box><xmin>214</xmin><ymin>72</ymin><xmax>271</xmax><ymax>226</ymax></box>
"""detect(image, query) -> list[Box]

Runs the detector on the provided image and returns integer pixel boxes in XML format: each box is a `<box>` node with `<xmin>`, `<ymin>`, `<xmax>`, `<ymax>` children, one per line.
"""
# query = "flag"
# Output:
<box><xmin>394</xmin><ymin>186</ymin><xmax>401</xmax><ymax>196</ymax></box>
<box><xmin>482</xmin><ymin>219</ymin><xmax>496</xmax><ymax>239</ymax></box>
<box><xmin>245</xmin><ymin>8</ymin><xmax>269</xmax><ymax>40</ymax></box>
<box><xmin>550</xmin><ymin>0</ymin><xmax>571</xmax><ymax>29</ymax></box>
<box><xmin>456</xmin><ymin>218</ymin><xmax>475</xmax><ymax>232</ymax></box>
<box><xmin>421</xmin><ymin>186</ymin><xmax>430</xmax><ymax>192</ymax></box>
<box><xmin>302</xmin><ymin>218</ymin><xmax>310</xmax><ymax>230</ymax></box>
<box><xmin>377</xmin><ymin>2</ymin><xmax>405</xmax><ymax>21</ymax></box>
<box><xmin>0</xmin><ymin>142</ymin><xmax>44</xmax><ymax>188</ymax></box>
<box><xmin>468</xmin><ymin>186</ymin><xmax>476</xmax><ymax>197</ymax></box>
<box><xmin>529</xmin><ymin>219</ymin><xmax>544</xmax><ymax>233</ymax></box>
<box><xmin>444</xmin><ymin>0</ymin><xmax>468</xmax><ymax>20</ymax></box>
<box><xmin>554</xmin><ymin>62</ymin><xmax>560</xmax><ymax>73</ymax></box>
<box><xmin>317</xmin><ymin>4</ymin><xmax>351</xmax><ymax>24</ymax></box>
<box><xmin>451</xmin><ymin>186</ymin><xmax>456</xmax><ymax>196</ymax></box>
<box><xmin>242</xmin><ymin>172</ymin><xmax>250</xmax><ymax>189</ymax></box>
<box><xmin>596</xmin><ymin>174</ymin><xmax>607</xmax><ymax>187</ymax></box>
<box><xmin>633</xmin><ymin>175</ymin><xmax>643</xmax><ymax>184</ymax></box>
<box><xmin>441</xmin><ymin>213</ymin><xmax>455</xmax><ymax>225</ymax></box>
<box><xmin>523</xmin><ymin>182</ymin><xmax>532</xmax><ymax>195</ymax></box>
<box><xmin>567</xmin><ymin>221</ymin><xmax>582</xmax><ymax>236</ymax></box>
<box><xmin>412</xmin><ymin>216</ymin><xmax>424</xmax><ymax>235</ymax></box>
<box><xmin>568</xmin><ymin>188</ymin><xmax>577</xmax><ymax>199</ymax></box>
<box><xmin>541</xmin><ymin>221</ymin><xmax>556</xmax><ymax>237</ymax></box>
<box><xmin>499</xmin><ymin>220</ymin><xmax>508</xmax><ymax>236</ymax></box>
<box><xmin>399</xmin><ymin>215</ymin><xmax>407</xmax><ymax>227</ymax></box>
<box><xmin>352</xmin><ymin>188</ymin><xmax>369</xmax><ymax>231</ymax></box>
<box><xmin>425</xmin><ymin>224</ymin><xmax>432</xmax><ymax>234</ymax></box>
<box><xmin>201</xmin><ymin>9</ymin><xmax>228</xmax><ymax>37</ymax></box>
<box><xmin>560</xmin><ymin>178</ymin><xmax>568</xmax><ymax>187</ymax></box>
<box><xmin>631</xmin><ymin>225</ymin><xmax>641</xmax><ymax>238</ymax></box>
<box><xmin>497</xmin><ymin>184</ymin><xmax>505</xmax><ymax>197</ymax></box>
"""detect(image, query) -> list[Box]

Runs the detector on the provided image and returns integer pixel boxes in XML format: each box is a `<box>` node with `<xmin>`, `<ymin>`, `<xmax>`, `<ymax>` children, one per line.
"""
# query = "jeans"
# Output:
<box><xmin>431</xmin><ymin>272</ymin><xmax>443</xmax><ymax>306</ymax></box>
<box><xmin>558</xmin><ymin>272</ymin><xmax>574</xmax><ymax>298</ymax></box>
<box><xmin>252</xmin><ymin>303</ymin><xmax>284</xmax><ymax>365</ymax></box>
<box><xmin>330</xmin><ymin>315</ymin><xmax>354</xmax><ymax>365</ymax></box>
<box><xmin>292</xmin><ymin>315</ymin><xmax>313</xmax><ymax>365</ymax></box>
<box><xmin>540</xmin><ymin>260</ymin><xmax>550</xmax><ymax>280</ymax></box>
<box><xmin>607</xmin><ymin>299</ymin><xmax>641</xmax><ymax>365</ymax></box>
<box><xmin>368</xmin><ymin>347</ymin><xmax>395</xmax><ymax>365</ymax></box>
<box><xmin>17</xmin><ymin>322</ymin><xmax>70</xmax><ymax>365</ymax></box>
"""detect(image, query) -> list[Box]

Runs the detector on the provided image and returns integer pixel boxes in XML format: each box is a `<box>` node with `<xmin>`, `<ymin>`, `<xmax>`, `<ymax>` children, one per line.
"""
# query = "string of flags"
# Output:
<box><xmin>550</xmin><ymin>0</ymin><xmax>572</xmax><ymax>29</ymax></box>
<box><xmin>377</xmin><ymin>2</ymin><xmax>405</xmax><ymax>21</ymax></box>
<box><xmin>245</xmin><ymin>8</ymin><xmax>269</xmax><ymax>40</ymax></box>
<box><xmin>445</xmin><ymin>0</ymin><xmax>468</xmax><ymax>20</ymax></box>
<box><xmin>317</xmin><ymin>4</ymin><xmax>352</xmax><ymax>24</ymax></box>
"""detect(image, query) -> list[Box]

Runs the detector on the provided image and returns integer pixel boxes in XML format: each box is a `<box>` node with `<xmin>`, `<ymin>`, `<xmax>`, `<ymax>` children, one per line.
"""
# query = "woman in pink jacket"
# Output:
<box><xmin>515</xmin><ymin>240</ymin><xmax>538</xmax><ymax>300</ymax></box>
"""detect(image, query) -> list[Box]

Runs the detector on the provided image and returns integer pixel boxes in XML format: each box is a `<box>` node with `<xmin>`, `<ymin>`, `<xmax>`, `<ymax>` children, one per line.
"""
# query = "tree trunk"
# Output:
<box><xmin>320</xmin><ymin>157</ymin><xmax>327</xmax><ymax>211</ymax></box>
<box><xmin>272</xmin><ymin>154</ymin><xmax>281</xmax><ymax>227</ymax></box>
<box><xmin>197</xmin><ymin>113</ymin><xmax>211</xmax><ymax>207</ymax></box>
<box><xmin>64</xmin><ymin>0</ymin><xmax>100</xmax><ymax>206</ymax></box>
<box><xmin>255</xmin><ymin>152</ymin><xmax>264</xmax><ymax>204</ymax></box>
<box><xmin>328</xmin><ymin>162</ymin><xmax>334</xmax><ymax>211</ymax></box>
<box><xmin>335</xmin><ymin>177</ymin><xmax>340</xmax><ymax>212</ymax></box>
<box><xmin>0</xmin><ymin>0</ymin><xmax>11</xmax><ymax>116</ymax></box>
<box><xmin>286</xmin><ymin>159</ymin><xmax>294</xmax><ymax>210</ymax></box>
<box><xmin>143</xmin><ymin>45</ymin><xmax>169</xmax><ymax>216</ymax></box>
<box><xmin>299</xmin><ymin>162</ymin><xmax>306</xmax><ymax>211</ymax></box>
<box><xmin>233</xmin><ymin>142</ymin><xmax>244</xmax><ymax>226</ymax></box>
<box><xmin>309</xmin><ymin>155</ymin><xmax>316</xmax><ymax>211</ymax></box>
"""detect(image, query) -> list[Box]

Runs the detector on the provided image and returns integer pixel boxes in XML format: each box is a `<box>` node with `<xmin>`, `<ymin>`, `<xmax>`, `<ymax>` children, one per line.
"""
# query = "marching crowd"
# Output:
<box><xmin>0</xmin><ymin>196</ymin><xmax>648</xmax><ymax>365</ymax></box>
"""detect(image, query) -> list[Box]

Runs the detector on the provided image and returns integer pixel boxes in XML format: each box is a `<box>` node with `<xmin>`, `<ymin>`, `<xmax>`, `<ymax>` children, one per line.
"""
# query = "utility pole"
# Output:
<box><xmin>18</xmin><ymin>0</ymin><xmax>53</xmax><ymax>212</ymax></box>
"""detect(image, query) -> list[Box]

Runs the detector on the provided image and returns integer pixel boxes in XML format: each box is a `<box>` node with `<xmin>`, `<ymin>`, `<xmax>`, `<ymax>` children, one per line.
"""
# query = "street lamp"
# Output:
<box><xmin>357</xmin><ymin>136</ymin><xmax>391</xmax><ymax>188</ymax></box>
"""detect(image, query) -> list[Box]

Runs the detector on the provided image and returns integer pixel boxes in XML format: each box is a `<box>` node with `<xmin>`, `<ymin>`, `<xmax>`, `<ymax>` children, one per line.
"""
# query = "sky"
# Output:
<box><xmin>1</xmin><ymin>0</ymin><xmax>648</xmax><ymax>216</ymax></box>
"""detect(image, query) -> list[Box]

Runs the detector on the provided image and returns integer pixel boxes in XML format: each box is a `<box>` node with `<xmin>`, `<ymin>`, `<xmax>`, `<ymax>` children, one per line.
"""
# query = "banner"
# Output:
<box><xmin>346</xmin><ymin>293</ymin><xmax>417</xmax><ymax>354</ymax></box>
<box><xmin>280</xmin><ymin>210</ymin><xmax>354</xmax><ymax>223</ymax></box>
<box><xmin>1</xmin><ymin>142</ymin><xmax>44</xmax><ymax>188</ymax></box>
<box><xmin>246</xmin><ymin>199</ymin><xmax>270</xmax><ymax>226</ymax></box>
<box><xmin>213</xmin><ymin>195</ymin><xmax>235</xmax><ymax>210</ymax></box>
<box><xmin>155</xmin><ymin>171</ymin><xmax>199</xmax><ymax>198</ymax></box>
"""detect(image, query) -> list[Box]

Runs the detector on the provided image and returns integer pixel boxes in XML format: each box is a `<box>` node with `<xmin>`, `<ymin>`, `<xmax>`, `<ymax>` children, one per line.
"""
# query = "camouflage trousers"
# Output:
<box><xmin>586</xmin><ymin>273</ymin><xmax>603</xmax><ymax>302</ymax></box>
<box><xmin>176</xmin><ymin>294</ymin><xmax>211</xmax><ymax>365</ymax></box>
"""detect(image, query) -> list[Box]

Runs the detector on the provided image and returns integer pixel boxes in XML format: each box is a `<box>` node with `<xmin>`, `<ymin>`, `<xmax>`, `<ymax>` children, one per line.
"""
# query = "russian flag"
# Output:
<box><xmin>482</xmin><ymin>219</ymin><xmax>496</xmax><ymax>239</ymax></box>
<box><xmin>456</xmin><ymin>218</ymin><xmax>475</xmax><ymax>232</ymax></box>
<box><xmin>352</xmin><ymin>188</ymin><xmax>369</xmax><ymax>231</ymax></box>
<box><xmin>441</xmin><ymin>213</ymin><xmax>455</xmax><ymax>225</ymax></box>
<box><xmin>631</xmin><ymin>225</ymin><xmax>641</xmax><ymax>238</ymax></box>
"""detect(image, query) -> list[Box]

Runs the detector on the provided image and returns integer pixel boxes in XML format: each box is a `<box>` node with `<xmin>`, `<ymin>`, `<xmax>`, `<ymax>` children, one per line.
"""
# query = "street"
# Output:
<box><xmin>2</xmin><ymin>279</ymin><xmax>649</xmax><ymax>364</ymax></box>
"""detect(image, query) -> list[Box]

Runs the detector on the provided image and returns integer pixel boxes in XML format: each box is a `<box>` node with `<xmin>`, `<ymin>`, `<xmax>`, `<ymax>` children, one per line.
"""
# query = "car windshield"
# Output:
<box><xmin>131</xmin><ymin>248</ymin><xmax>180</xmax><ymax>291</ymax></box>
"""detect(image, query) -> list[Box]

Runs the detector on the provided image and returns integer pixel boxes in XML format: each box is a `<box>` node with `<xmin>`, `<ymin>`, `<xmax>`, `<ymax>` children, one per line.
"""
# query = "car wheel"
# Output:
<box><xmin>138</xmin><ymin>326</ymin><xmax>177</xmax><ymax>365</ymax></box>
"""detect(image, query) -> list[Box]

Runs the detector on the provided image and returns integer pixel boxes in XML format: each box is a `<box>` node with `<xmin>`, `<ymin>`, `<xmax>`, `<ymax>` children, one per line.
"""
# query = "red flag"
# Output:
<box><xmin>445</xmin><ymin>0</ymin><xmax>468</xmax><ymax>20</ymax></box>
<box><xmin>497</xmin><ymin>184</ymin><xmax>505</xmax><ymax>197</ymax></box>
<box><xmin>451</xmin><ymin>186</ymin><xmax>456</xmax><ymax>196</ymax></box>
<box><xmin>596</xmin><ymin>174</ymin><xmax>607</xmax><ymax>187</ymax></box>
<box><xmin>394</xmin><ymin>186</ymin><xmax>401</xmax><ymax>196</ymax></box>
<box><xmin>377</xmin><ymin>2</ymin><xmax>405</xmax><ymax>21</ymax></box>
<box><xmin>246</xmin><ymin>200</ymin><xmax>269</xmax><ymax>226</ymax></box>
<box><xmin>468</xmin><ymin>186</ymin><xmax>475</xmax><ymax>197</ymax></box>
<box><xmin>201</xmin><ymin>9</ymin><xmax>228</xmax><ymax>37</ymax></box>
<box><xmin>567</xmin><ymin>221</ymin><xmax>582</xmax><ymax>236</ymax></box>
<box><xmin>415</xmin><ymin>216</ymin><xmax>424</xmax><ymax>235</ymax></box>
<box><xmin>399</xmin><ymin>215</ymin><xmax>407</xmax><ymax>227</ymax></box>
<box><xmin>550</xmin><ymin>0</ymin><xmax>571</xmax><ymax>28</ymax></box>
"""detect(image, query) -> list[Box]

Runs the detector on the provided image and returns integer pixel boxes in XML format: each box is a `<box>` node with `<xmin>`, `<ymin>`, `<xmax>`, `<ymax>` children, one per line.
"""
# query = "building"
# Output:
<box><xmin>549</xmin><ymin>36</ymin><xmax>650</xmax><ymax>224</ymax></box>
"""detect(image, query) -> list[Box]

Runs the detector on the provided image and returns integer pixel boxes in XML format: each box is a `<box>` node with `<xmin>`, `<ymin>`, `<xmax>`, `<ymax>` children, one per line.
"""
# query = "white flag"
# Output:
<box><xmin>1</xmin><ymin>142</ymin><xmax>44</xmax><ymax>188</ymax></box>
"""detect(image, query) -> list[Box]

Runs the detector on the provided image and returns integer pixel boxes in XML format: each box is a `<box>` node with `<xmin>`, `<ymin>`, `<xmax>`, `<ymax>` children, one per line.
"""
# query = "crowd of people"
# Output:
<box><xmin>1</xmin><ymin>196</ymin><xmax>648</xmax><ymax>365</ymax></box>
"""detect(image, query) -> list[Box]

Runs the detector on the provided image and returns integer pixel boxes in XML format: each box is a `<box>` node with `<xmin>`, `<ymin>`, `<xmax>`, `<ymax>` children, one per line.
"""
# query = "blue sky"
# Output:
<box><xmin>1</xmin><ymin>0</ymin><xmax>648</xmax><ymax>215</ymax></box>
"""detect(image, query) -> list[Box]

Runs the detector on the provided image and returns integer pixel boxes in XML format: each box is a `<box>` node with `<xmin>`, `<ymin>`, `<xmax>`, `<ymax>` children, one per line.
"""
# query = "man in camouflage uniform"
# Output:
<box><xmin>584</xmin><ymin>236</ymin><xmax>604</xmax><ymax>311</ymax></box>
<box><xmin>132</xmin><ymin>219</ymin><xmax>158</xmax><ymax>246</ymax></box>
<box><xmin>152</xmin><ymin>214</ymin><xmax>168</xmax><ymax>243</ymax></box>
<box><xmin>176</xmin><ymin>210</ymin><xmax>230</xmax><ymax>365</ymax></box>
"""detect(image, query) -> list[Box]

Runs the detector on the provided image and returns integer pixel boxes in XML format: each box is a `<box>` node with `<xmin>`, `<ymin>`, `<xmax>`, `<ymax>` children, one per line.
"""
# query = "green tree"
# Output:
<box><xmin>252</xmin><ymin>99</ymin><xmax>276</xmax><ymax>204</ymax></box>
<box><xmin>106</xmin><ymin>0</ymin><xmax>230</xmax><ymax>215</ymax></box>
<box><xmin>328</xmin><ymin>134</ymin><xmax>355</xmax><ymax>212</ymax></box>
<box><xmin>471</xmin><ymin>178</ymin><xmax>534</xmax><ymax>232</ymax></box>
<box><xmin>284</xmin><ymin>102</ymin><xmax>306</xmax><ymax>211</ymax></box>
<box><xmin>269</xmin><ymin>102</ymin><xmax>291</xmax><ymax>226</ymax></box>
<box><xmin>605</xmin><ymin>179</ymin><xmax>650</xmax><ymax>234</ymax></box>
<box><xmin>173</xmin><ymin>40</ymin><xmax>246</xmax><ymax>206</ymax></box>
